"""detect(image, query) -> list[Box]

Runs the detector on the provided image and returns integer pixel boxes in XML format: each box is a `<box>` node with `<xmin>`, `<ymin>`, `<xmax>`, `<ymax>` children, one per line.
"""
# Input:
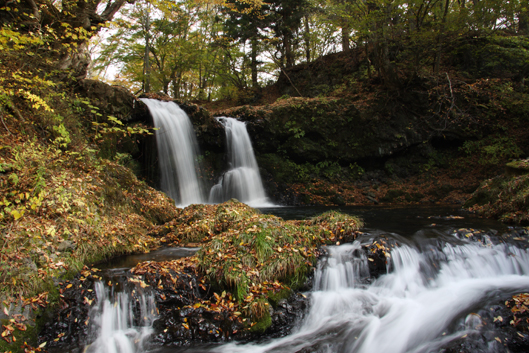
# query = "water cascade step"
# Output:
<box><xmin>209</xmin><ymin>117</ymin><xmax>272</xmax><ymax>207</ymax></box>
<box><xmin>218</xmin><ymin>239</ymin><xmax>529</xmax><ymax>353</ymax></box>
<box><xmin>84</xmin><ymin>280</ymin><xmax>157</xmax><ymax>353</ymax></box>
<box><xmin>141</xmin><ymin>99</ymin><xmax>206</xmax><ymax>206</ymax></box>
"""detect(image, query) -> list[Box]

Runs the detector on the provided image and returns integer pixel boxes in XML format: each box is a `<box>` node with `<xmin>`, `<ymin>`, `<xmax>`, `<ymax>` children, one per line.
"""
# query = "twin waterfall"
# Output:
<box><xmin>141</xmin><ymin>99</ymin><xmax>270</xmax><ymax>207</ymax></box>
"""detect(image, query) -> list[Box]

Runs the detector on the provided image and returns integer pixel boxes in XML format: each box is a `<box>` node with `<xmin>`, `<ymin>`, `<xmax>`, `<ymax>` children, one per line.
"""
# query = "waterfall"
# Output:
<box><xmin>140</xmin><ymin>98</ymin><xmax>206</xmax><ymax>206</ymax></box>
<box><xmin>84</xmin><ymin>281</ymin><xmax>156</xmax><ymax>353</ymax></box>
<box><xmin>209</xmin><ymin>117</ymin><xmax>272</xmax><ymax>207</ymax></box>
<box><xmin>218</xmin><ymin>240</ymin><xmax>529</xmax><ymax>353</ymax></box>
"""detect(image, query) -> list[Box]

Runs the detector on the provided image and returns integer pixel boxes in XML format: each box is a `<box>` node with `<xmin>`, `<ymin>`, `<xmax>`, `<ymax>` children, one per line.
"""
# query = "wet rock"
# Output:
<box><xmin>268</xmin><ymin>294</ymin><xmax>309</xmax><ymax>338</ymax></box>
<box><xmin>440</xmin><ymin>298</ymin><xmax>529</xmax><ymax>353</ymax></box>
<box><xmin>366</xmin><ymin>195</ymin><xmax>379</xmax><ymax>204</ymax></box>
<box><xmin>152</xmin><ymin>306</ymin><xmax>248</xmax><ymax>346</ymax></box>
<box><xmin>363</xmin><ymin>237</ymin><xmax>397</xmax><ymax>279</ymax></box>
<box><xmin>38</xmin><ymin>271</ymin><xmax>98</xmax><ymax>348</ymax></box>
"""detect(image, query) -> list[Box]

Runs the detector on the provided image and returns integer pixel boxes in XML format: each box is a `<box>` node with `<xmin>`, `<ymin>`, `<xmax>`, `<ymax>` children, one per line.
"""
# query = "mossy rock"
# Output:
<box><xmin>464</xmin><ymin>174</ymin><xmax>529</xmax><ymax>225</ymax></box>
<box><xmin>506</xmin><ymin>159</ymin><xmax>529</xmax><ymax>176</ymax></box>
<box><xmin>249</xmin><ymin>309</ymin><xmax>272</xmax><ymax>333</ymax></box>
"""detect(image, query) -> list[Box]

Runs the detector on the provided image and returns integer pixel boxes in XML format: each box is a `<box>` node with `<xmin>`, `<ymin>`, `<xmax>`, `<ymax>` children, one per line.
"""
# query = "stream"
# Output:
<box><xmin>46</xmin><ymin>206</ymin><xmax>529</xmax><ymax>353</ymax></box>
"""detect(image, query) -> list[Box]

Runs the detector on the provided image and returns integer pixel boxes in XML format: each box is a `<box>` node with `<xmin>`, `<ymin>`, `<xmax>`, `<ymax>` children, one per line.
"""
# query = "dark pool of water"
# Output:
<box><xmin>259</xmin><ymin>205</ymin><xmax>508</xmax><ymax>236</ymax></box>
<box><xmin>95</xmin><ymin>247</ymin><xmax>199</xmax><ymax>271</ymax></box>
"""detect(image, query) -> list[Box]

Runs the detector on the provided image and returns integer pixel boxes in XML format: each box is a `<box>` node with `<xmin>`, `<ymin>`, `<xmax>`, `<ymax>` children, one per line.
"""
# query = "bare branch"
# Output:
<box><xmin>26</xmin><ymin>0</ymin><xmax>41</xmax><ymax>23</ymax></box>
<box><xmin>101</xmin><ymin>0</ymin><xmax>132</xmax><ymax>22</ymax></box>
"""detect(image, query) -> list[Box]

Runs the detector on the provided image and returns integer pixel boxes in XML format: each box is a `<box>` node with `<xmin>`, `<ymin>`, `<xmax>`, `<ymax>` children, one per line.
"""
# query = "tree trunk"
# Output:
<box><xmin>365</xmin><ymin>43</ymin><xmax>372</xmax><ymax>79</ymax></box>
<box><xmin>284</xmin><ymin>32</ymin><xmax>294</xmax><ymax>68</ymax></box>
<box><xmin>434</xmin><ymin>0</ymin><xmax>450</xmax><ymax>75</ymax></box>
<box><xmin>342</xmin><ymin>25</ymin><xmax>350</xmax><ymax>52</ymax></box>
<box><xmin>304</xmin><ymin>15</ymin><xmax>311</xmax><ymax>63</ymax></box>
<box><xmin>251</xmin><ymin>37</ymin><xmax>259</xmax><ymax>88</ymax></box>
<box><xmin>519</xmin><ymin>1</ymin><xmax>529</xmax><ymax>34</ymax></box>
<box><xmin>3</xmin><ymin>0</ymin><xmax>132</xmax><ymax>78</ymax></box>
<box><xmin>143</xmin><ymin>7</ymin><xmax>151</xmax><ymax>94</ymax></box>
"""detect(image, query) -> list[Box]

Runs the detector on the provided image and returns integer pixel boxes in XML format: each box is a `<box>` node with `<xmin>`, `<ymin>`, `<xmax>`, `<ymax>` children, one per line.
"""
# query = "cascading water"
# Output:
<box><xmin>84</xmin><ymin>281</ymin><xmax>157</xmax><ymax>353</ymax></box>
<box><xmin>45</xmin><ymin>207</ymin><xmax>529</xmax><ymax>353</ymax></box>
<box><xmin>209</xmin><ymin>117</ymin><xmax>272</xmax><ymax>207</ymax></box>
<box><xmin>140</xmin><ymin>99</ymin><xmax>206</xmax><ymax>206</ymax></box>
<box><xmin>217</xmin><ymin>238</ymin><xmax>529</xmax><ymax>353</ymax></box>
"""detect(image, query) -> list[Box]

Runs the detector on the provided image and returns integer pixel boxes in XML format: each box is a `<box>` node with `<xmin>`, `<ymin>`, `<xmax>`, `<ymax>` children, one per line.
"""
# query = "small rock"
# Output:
<box><xmin>58</xmin><ymin>240</ymin><xmax>76</xmax><ymax>252</ymax></box>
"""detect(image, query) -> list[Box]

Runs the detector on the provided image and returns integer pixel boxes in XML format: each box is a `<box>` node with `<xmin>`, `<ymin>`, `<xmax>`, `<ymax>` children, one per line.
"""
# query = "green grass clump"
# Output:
<box><xmin>194</xmin><ymin>201</ymin><xmax>362</xmax><ymax>332</ymax></box>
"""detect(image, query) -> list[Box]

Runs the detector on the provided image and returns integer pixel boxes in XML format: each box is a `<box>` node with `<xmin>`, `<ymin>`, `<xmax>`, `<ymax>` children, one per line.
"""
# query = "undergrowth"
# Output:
<box><xmin>465</xmin><ymin>163</ymin><xmax>529</xmax><ymax>225</ymax></box>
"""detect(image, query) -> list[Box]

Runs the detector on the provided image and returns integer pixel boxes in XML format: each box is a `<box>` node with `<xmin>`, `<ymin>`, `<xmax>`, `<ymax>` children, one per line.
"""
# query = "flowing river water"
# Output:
<box><xmin>49</xmin><ymin>206</ymin><xmax>529</xmax><ymax>353</ymax></box>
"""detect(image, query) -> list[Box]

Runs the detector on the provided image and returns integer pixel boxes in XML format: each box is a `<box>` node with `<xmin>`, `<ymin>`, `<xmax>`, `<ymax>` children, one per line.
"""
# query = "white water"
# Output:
<box><xmin>217</xmin><ymin>240</ymin><xmax>529</xmax><ymax>353</ymax></box>
<box><xmin>85</xmin><ymin>281</ymin><xmax>157</xmax><ymax>353</ymax></box>
<box><xmin>209</xmin><ymin>117</ymin><xmax>273</xmax><ymax>207</ymax></box>
<box><xmin>141</xmin><ymin>99</ymin><xmax>206</xmax><ymax>206</ymax></box>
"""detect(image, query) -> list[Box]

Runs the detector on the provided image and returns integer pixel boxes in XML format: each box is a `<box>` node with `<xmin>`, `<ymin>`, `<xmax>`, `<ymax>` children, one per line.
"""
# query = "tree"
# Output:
<box><xmin>269</xmin><ymin>0</ymin><xmax>310</xmax><ymax>68</ymax></box>
<box><xmin>1</xmin><ymin>0</ymin><xmax>133</xmax><ymax>77</ymax></box>
<box><xmin>223</xmin><ymin>0</ymin><xmax>269</xmax><ymax>87</ymax></box>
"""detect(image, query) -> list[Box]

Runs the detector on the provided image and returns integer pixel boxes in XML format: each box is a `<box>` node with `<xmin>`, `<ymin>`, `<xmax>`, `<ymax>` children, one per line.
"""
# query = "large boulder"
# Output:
<box><xmin>74</xmin><ymin>79</ymin><xmax>151</xmax><ymax>124</ymax></box>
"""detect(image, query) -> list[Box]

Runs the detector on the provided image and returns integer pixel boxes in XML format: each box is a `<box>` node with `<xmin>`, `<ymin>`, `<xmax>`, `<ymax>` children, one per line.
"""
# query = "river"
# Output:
<box><xmin>47</xmin><ymin>206</ymin><xmax>529</xmax><ymax>353</ymax></box>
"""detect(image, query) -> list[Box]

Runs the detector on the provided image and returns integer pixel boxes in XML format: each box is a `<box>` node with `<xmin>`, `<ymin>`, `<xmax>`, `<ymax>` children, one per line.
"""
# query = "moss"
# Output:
<box><xmin>465</xmin><ymin>173</ymin><xmax>529</xmax><ymax>225</ymax></box>
<box><xmin>267</xmin><ymin>288</ymin><xmax>292</xmax><ymax>307</ymax></box>
<box><xmin>193</xmin><ymin>201</ymin><xmax>362</xmax><ymax>327</ymax></box>
<box><xmin>249</xmin><ymin>308</ymin><xmax>272</xmax><ymax>333</ymax></box>
<box><xmin>506</xmin><ymin>159</ymin><xmax>529</xmax><ymax>176</ymax></box>
<box><xmin>0</xmin><ymin>319</ymin><xmax>40</xmax><ymax>353</ymax></box>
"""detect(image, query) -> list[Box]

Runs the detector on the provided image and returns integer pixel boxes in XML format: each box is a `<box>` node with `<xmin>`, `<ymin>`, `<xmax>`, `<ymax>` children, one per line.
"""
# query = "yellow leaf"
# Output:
<box><xmin>11</xmin><ymin>209</ymin><xmax>24</xmax><ymax>220</ymax></box>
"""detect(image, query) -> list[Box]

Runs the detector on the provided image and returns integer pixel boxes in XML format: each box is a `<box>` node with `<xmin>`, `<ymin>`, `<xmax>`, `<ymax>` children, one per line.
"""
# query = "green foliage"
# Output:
<box><xmin>285</xmin><ymin>120</ymin><xmax>305</xmax><ymax>138</ymax></box>
<box><xmin>349</xmin><ymin>163</ymin><xmax>365</xmax><ymax>178</ymax></box>
<box><xmin>466</xmin><ymin>171</ymin><xmax>529</xmax><ymax>225</ymax></box>
<box><xmin>259</xmin><ymin>153</ymin><xmax>360</xmax><ymax>184</ymax></box>
<box><xmin>316</xmin><ymin>160</ymin><xmax>342</xmax><ymax>180</ymax></box>
<box><xmin>52</xmin><ymin>124</ymin><xmax>72</xmax><ymax>149</ymax></box>
<box><xmin>461</xmin><ymin>135</ymin><xmax>523</xmax><ymax>165</ymax></box>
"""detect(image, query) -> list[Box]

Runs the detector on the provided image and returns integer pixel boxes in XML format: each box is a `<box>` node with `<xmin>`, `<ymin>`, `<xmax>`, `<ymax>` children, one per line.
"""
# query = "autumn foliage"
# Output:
<box><xmin>133</xmin><ymin>200</ymin><xmax>362</xmax><ymax>332</ymax></box>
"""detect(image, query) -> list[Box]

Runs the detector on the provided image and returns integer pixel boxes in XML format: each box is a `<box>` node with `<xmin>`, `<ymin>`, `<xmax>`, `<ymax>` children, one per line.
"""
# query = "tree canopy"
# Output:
<box><xmin>2</xmin><ymin>0</ymin><xmax>529</xmax><ymax>100</ymax></box>
<box><xmin>84</xmin><ymin>0</ymin><xmax>529</xmax><ymax>100</ymax></box>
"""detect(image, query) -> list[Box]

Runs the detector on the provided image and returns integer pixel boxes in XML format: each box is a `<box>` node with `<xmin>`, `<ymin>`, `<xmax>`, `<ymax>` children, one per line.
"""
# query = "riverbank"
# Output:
<box><xmin>0</xmin><ymin>134</ymin><xmax>179</xmax><ymax>351</ymax></box>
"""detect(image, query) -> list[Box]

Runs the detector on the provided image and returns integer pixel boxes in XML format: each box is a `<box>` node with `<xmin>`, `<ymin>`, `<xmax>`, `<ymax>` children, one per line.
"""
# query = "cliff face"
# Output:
<box><xmin>125</xmin><ymin>75</ymin><xmax>527</xmax><ymax>206</ymax></box>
